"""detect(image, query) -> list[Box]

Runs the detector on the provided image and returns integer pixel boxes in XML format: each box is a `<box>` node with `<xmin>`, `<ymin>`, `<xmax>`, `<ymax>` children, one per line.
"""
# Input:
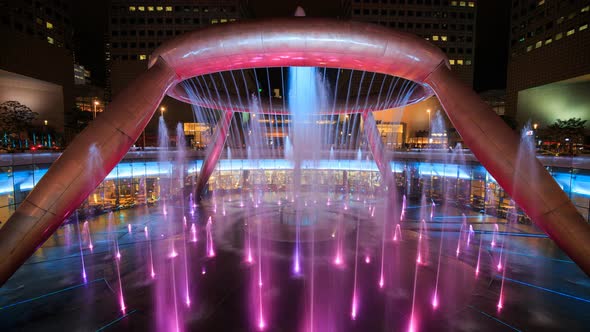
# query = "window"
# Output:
<box><xmin>555</xmin><ymin>32</ymin><xmax>563</xmax><ymax>40</ymax></box>
<box><xmin>456</xmin><ymin>59</ymin><xmax>463</xmax><ymax>65</ymax></box>
<box><xmin>465</xmin><ymin>60</ymin><xmax>472</xmax><ymax>65</ymax></box>
<box><xmin>47</xmin><ymin>36</ymin><xmax>54</xmax><ymax>44</ymax></box>
<box><xmin>138</xmin><ymin>6</ymin><xmax>145</xmax><ymax>11</ymax></box>
<box><xmin>459</xmin><ymin>1</ymin><xmax>466</xmax><ymax>6</ymax></box>
<box><xmin>148</xmin><ymin>6</ymin><xmax>154</xmax><ymax>11</ymax></box>
<box><xmin>211</xmin><ymin>19</ymin><xmax>219</xmax><ymax>24</ymax></box>
<box><xmin>535</xmin><ymin>40</ymin><xmax>542</xmax><ymax>48</ymax></box>
<box><xmin>451</xmin><ymin>1</ymin><xmax>457</xmax><ymax>5</ymax></box>
<box><xmin>129</xmin><ymin>6</ymin><xmax>136</xmax><ymax>11</ymax></box>
<box><xmin>165</xmin><ymin>6</ymin><xmax>172</xmax><ymax>12</ymax></box>
<box><xmin>526</xmin><ymin>45</ymin><xmax>533</xmax><ymax>52</ymax></box>
<box><xmin>139</xmin><ymin>54</ymin><xmax>147</xmax><ymax>60</ymax></box>
<box><xmin>566</xmin><ymin>29</ymin><xmax>575</xmax><ymax>36</ymax></box>
<box><xmin>544</xmin><ymin>38</ymin><xmax>552</xmax><ymax>45</ymax></box>
<box><xmin>432</xmin><ymin>35</ymin><xmax>439</xmax><ymax>41</ymax></box>
<box><xmin>582</xmin><ymin>6</ymin><xmax>590</xmax><ymax>13</ymax></box>
<box><xmin>441</xmin><ymin>35</ymin><xmax>447</xmax><ymax>41</ymax></box>
<box><xmin>580</xmin><ymin>24</ymin><xmax>588</xmax><ymax>32</ymax></box>
<box><xmin>46</xmin><ymin>21</ymin><xmax>53</xmax><ymax>29</ymax></box>
<box><xmin>468</xmin><ymin>1</ymin><xmax>474</xmax><ymax>7</ymax></box>
<box><xmin>449</xmin><ymin>59</ymin><xmax>455</xmax><ymax>65</ymax></box>
<box><xmin>156</xmin><ymin>6</ymin><xmax>163</xmax><ymax>11</ymax></box>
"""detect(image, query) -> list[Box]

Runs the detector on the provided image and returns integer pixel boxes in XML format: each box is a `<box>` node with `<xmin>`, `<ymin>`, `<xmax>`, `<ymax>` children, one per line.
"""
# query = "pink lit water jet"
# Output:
<box><xmin>491</xmin><ymin>223</ymin><xmax>499</xmax><ymax>247</ymax></box>
<box><xmin>365</xmin><ymin>255</ymin><xmax>371</xmax><ymax>264</ymax></box>
<box><xmin>83</xmin><ymin>221</ymin><xmax>93</xmax><ymax>252</ymax></box>
<box><xmin>190</xmin><ymin>224</ymin><xmax>197</xmax><ymax>243</ymax></box>
<box><xmin>128</xmin><ymin>223</ymin><xmax>132</xmax><ymax>234</ymax></box>
<box><xmin>206</xmin><ymin>217</ymin><xmax>215</xmax><ymax>257</ymax></box>
<box><xmin>476</xmin><ymin>235</ymin><xmax>483</xmax><ymax>277</ymax></box>
<box><xmin>393</xmin><ymin>224</ymin><xmax>402</xmax><ymax>241</ymax></box>
<box><xmin>145</xmin><ymin>226</ymin><xmax>156</xmax><ymax>279</ymax></box>
<box><xmin>351</xmin><ymin>217</ymin><xmax>361</xmax><ymax>320</ymax></box>
<box><xmin>76</xmin><ymin>218</ymin><xmax>87</xmax><ymax>283</ymax></box>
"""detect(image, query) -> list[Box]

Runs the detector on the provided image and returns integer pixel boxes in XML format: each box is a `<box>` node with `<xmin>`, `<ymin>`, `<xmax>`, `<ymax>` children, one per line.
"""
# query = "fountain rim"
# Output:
<box><xmin>149</xmin><ymin>17</ymin><xmax>449</xmax><ymax>114</ymax></box>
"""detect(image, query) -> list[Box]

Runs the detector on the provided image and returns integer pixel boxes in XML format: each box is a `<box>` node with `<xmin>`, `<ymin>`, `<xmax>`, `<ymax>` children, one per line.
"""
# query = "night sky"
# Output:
<box><xmin>71</xmin><ymin>0</ymin><xmax>510</xmax><ymax>92</ymax></box>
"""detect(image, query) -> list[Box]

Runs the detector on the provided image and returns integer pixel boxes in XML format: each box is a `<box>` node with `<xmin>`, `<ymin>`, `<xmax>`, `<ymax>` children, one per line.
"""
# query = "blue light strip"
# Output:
<box><xmin>95</xmin><ymin>309</ymin><xmax>138</xmax><ymax>332</ymax></box>
<box><xmin>497</xmin><ymin>275</ymin><xmax>590</xmax><ymax>304</ymax></box>
<box><xmin>466</xmin><ymin>305</ymin><xmax>522</xmax><ymax>332</ymax></box>
<box><xmin>0</xmin><ymin>278</ymin><xmax>104</xmax><ymax>310</ymax></box>
<box><xmin>489</xmin><ymin>248</ymin><xmax>573</xmax><ymax>264</ymax></box>
<box><xmin>0</xmin><ymin>159</ymin><xmax>588</xmax><ymax>197</ymax></box>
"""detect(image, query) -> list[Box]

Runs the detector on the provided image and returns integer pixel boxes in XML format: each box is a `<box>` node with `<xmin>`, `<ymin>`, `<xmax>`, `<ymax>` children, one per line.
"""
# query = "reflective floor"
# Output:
<box><xmin>1</xmin><ymin>192</ymin><xmax>589</xmax><ymax>331</ymax></box>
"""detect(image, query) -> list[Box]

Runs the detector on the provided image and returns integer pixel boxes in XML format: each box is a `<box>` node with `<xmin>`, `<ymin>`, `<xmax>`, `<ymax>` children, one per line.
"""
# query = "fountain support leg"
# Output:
<box><xmin>426</xmin><ymin>64</ymin><xmax>590</xmax><ymax>277</ymax></box>
<box><xmin>195</xmin><ymin>110</ymin><xmax>233</xmax><ymax>199</ymax></box>
<box><xmin>0</xmin><ymin>59</ymin><xmax>178</xmax><ymax>285</ymax></box>
<box><xmin>362</xmin><ymin>111</ymin><xmax>392</xmax><ymax>185</ymax></box>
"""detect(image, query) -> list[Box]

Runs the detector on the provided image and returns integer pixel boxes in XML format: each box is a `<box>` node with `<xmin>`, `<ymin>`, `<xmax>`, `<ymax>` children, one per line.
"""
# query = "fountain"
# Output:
<box><xmin>1</xmin><ymin>11</ymin><xmax>589</xmax><ymax>332</ymax></box>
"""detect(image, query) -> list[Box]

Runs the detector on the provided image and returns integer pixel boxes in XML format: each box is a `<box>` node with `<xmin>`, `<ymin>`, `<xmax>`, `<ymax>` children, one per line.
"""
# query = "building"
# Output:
<box><xmin>341</xmin><ymin>0</ymin><xmax>477</xmax><ymax>145</ymax></box>
<box><xmin>106</xmin><ymin>0</ymin><xmax>249</xmax><ymax>141</ymax></box>
<box><xmin>342</xmin><ymin>0</ymin><xmax>477</xmax><ymax>86</ymax></box>
<box><xmin>506</xmin><ymin>0</ymin><xmax>590</xmax><ymax>129</ymax></box>
<box><xmin>74</xmin><ymin>64</ymin><xmax>91</xmax><ymax>85</ymax></box>
<box><xmin>0</xmin><ymin>0</ymin><xmax>76</xmax><ymax>138</ymax></box>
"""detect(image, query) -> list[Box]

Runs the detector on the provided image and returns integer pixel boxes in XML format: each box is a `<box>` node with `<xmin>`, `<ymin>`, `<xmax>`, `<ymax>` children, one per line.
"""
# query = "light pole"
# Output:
<box><xmin>93</xmin><ymin>100</ymin><xmax>99</xmax><ymax>119</ymax></box>
<box><xmin>426</xmin><ymin>109</ymin><xmax>431</xmax><ymax>148</ymax></box>
<box><xmin>160</xmin><ymin>106</ymin><xmax>166</xmax><ymax>117</ymax></box>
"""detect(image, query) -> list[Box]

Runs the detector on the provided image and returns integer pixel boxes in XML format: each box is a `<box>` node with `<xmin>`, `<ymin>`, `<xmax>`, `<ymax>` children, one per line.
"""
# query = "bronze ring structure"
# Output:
<box><xmin>0</xmin><ymin>18</ymin><xmax>589</xmax><ymax>286</ymax></box>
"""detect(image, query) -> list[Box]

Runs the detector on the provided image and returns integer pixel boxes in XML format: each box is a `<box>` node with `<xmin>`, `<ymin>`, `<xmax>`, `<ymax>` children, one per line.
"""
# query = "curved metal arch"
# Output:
<box><xmin>0</xmin><ymin>18</ymin><xmax>588</xmax><ymax>286</ymax></box>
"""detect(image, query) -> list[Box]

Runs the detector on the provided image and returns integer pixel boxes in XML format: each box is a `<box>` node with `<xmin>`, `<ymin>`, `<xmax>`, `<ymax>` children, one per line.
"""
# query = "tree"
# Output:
<box><xmin>543</xmin><ymin>118</ymin><xmax>587</xmax><ymax>155</ymax></box>
<box><xmin>0</xmin><ymin>101</ymin><xmax>38</xmax><ymax>135</ymax></box>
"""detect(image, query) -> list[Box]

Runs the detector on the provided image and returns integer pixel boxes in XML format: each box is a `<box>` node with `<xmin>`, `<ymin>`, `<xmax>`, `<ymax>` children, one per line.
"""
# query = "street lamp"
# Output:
<box><xmin>160</xmin><ymin>106</ymin><xmax>166</xmax><ymax>117</ymax></box>
<box><xmin>93</xmin><ymin>100</ymin><xmax>100</xmax><ymax>119</ymax></box>
<box><xmin>426</xmin><ymin>109</ymin><xmax>431</xmax><ymax>130</ymax></box>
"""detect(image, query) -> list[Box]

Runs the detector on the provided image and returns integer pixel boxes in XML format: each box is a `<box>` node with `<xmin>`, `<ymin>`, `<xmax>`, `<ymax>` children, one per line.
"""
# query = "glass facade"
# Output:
<box><xmin>0</xmin><ymin>153</ymin><xmax>588</xmax><ymax>226</ymax></box>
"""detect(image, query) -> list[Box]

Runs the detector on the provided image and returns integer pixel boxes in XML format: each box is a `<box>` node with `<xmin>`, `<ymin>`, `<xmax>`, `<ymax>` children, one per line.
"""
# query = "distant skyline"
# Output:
<box><xmin>71</xmin><ymin>0</ymin><xmax>509</xmax><ymax>92</ymax></box>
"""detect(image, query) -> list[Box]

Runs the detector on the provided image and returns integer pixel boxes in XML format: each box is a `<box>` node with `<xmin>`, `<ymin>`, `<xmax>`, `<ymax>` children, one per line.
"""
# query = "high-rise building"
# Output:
<box><xmin>342</xmin><ymin>0</ymin><xmax>477</xmax><ymax>86</ymax></box>
<box><xmin>107</xmin><ymin>0</ymin><xmax>248</xmax><ymax>98</ymax></box>
<box><xmin>106</xmin><ymin>0</ymin><xmax>250</xmax><ymax>141</ymax></box>
<box><xmin>0</xmin><ymin>0</ymin><xmax>74</xmax><ymax>50</ymax></box>
<box><xmin>0</xmin><ymin>0</ymin><xmax>77</xmax><ymax>138</ymax></box>
<box><xmin>506</xmin><ymin>0</ymin><xmax>590</xmax><ymax>128</ymax></box>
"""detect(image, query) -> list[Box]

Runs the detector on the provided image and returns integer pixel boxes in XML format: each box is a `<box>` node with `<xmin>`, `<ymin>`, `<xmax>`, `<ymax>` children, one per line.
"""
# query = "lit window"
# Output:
<box><xmin>459</xmin><ymin>1</ymin><xmax>466</xmax><ymax>6</ymax></box>
<box><xmin>451</xmin><ymin>1</ymin><xmax>457</xmax><ymax>6</ymax></box>
<box><xmin>545</xmin><ymin>38</ymin><xmax>552</xmax><ymax>45</ymax></box>
<box><xmin>449</xmin><ymin>59</ymin><xmax>456</xmax><ymax>65</ymax></box>
<box><xmin>211</xmin><ymin>19</ymin><xmax>219</xmax><ymax>24</ymax></box>
<box><xmin>432</xmin><ymin>35</ymin><xmax>439</xmax><ymax>41</ymax></box>
<box><xmin>129</xmin><ymin>6</ymin><xmax>136</xmax><ymax>11</ymax></box>
<box><xmin>526</xmin><ymin>45</ymin><xmax>533</xmax><ymax>52</ymax></box>
<box><xmin>156</xmin><ymin>6</ymin><xmax>163</xmax><ymax>11</ymax></box>
<box><xmin>537</xmin><ymin>0</ymin><xmax>545</xmax><ymax>6</ymax></box>
<box><xmin>36</xmin><ymin>18</ymin><xmax>43</xmax><ymax>24</ymax></box>
<box><xmin>580</xmin><ymin>24</ymin><xmax>588</xmax><ymax>31</ymax></box>
<box><xmin>582</xmin><ymin>6</ymin><xmax>590</xmax><ymax>13</ymax></box>
<box><xmin>47</xmin><ymin>36</ymin><xmax>54</xmax><ymax>44</ymax></box>
<box><xmin>468</xmin><ymin>2</ymin><xmax>475</xmax><ymax>7</ymax></box>
<box><xmin>566</xmin><ymin>29</ymin><xmax>575</xmax><ymax>36</ymax></box>
<box><xmin>138</xmin><ymin>6</ymin><xmax>145</xmax><ymax>11</ymax></box>
<box><xmin>165</xmin><ymin>6</ymin><xmax>172</xmax><ymax>11</ymax></box>
<box><xmin>555</xmin><ymin>32</ymin><xmax>563</xmax><ymax>40</ymax></box>
<box><xmin>46</xmin><ymin>21</ymin><xmax>53</xmax><ymax>29</ymax></box>
<box><xmin>457</xmin><ymin>59</ymin><xmax>464</xmax><ymax>65</ymax></box>
<box><xmin>220</xmin><ymin>19</ymin><xmax>228</xmax><ymax>23</ymax></box>
<box><xmin>441</xmin><ymin>35</ymin><xmax>448</xmax><ymax>41</ymax></box>
<box><xmin>465</xmin><ymin>60</ymin><xmax>472</xmax><ymax>65</ymax></box>
<box><xmin>139</xmin><ymin>54</ymin><xmax>147</xmax><ymax>60</ymax></box>
<box><xmin>148</xmin><ymin>6</ymin><xmax>154</xmax><ymax>11</ymax></box>
<box><xmin>535</xmin><ymin>40</ymin><xmax>542</xmax><ymax>48</ymax></box>
<box><xmin>229</xmin><ymin>18</ymin><xmax>236</xmax><ymax>22</ymax></box>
